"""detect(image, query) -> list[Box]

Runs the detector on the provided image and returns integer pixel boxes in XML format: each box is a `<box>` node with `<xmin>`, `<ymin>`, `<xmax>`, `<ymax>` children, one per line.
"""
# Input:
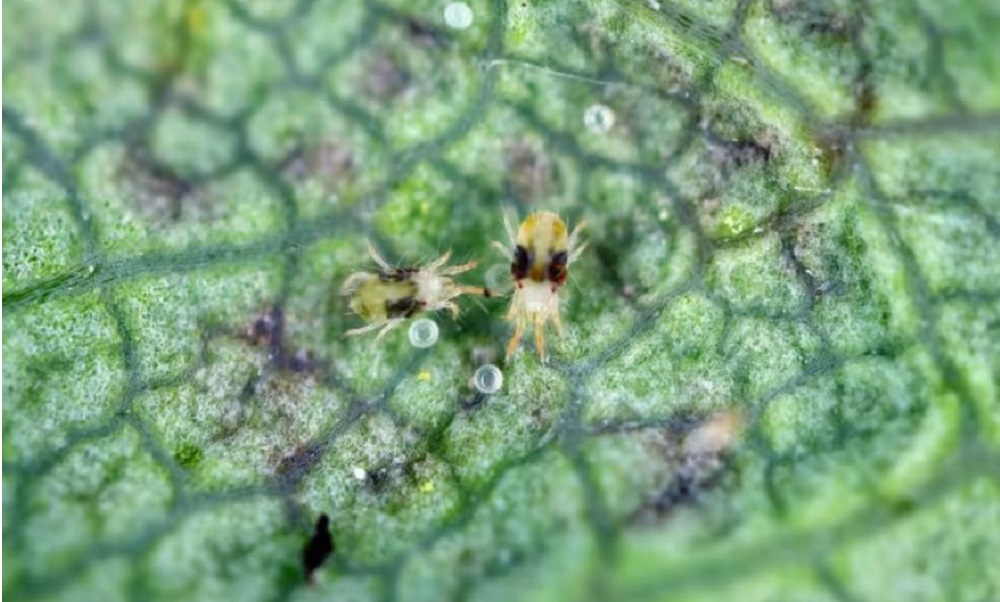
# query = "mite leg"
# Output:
<box><xmin>345</xmin><ymin>321</ymin><xmax>385</xmax><ymax>337</ymax></box>
<box><xmin>442</xmin><ymin>301</ymin><xmax>460</xmax><ymax>319</ymax></box>
<box><xmin>533</xmin><ymin>313</ymin><xmax>547</xmax><ymax>361</ymax></box>
<box><xmin>439</xmin><ymin>259</ymin><xmax>477</xmax><ymax>276</ymax></box>
<box><xmin>568</xmin><ymin>220</ymin><xmax>589</xmax><ymax>263</ymax></box>
<box><xmin>491</xmin><ymin>240</ymin><xmax>512</xmax><ymax>259</ymax></box>
<box><xmin>366</xmin><ymin>240</ymin><xmax>395</xmax><ymax>272</ymax></box>
<box><xmin>568</xmin><ymin>241</ymin><xmax>589</xmax><ymax>264</ymax></box>
<box><xmin>502</xmin><ymin>210</ymin><xmax>518</xmax><ymax>247</ymax></box>
<box><xmin>339</xmin><ymin>272</ymin><xmax>372</xmax><ymax>296</ymax></box>
<box><xmin>551</xmin><ymin>306</ymin><xmax>564</xmax><ymax>336</ymax></box>
<box><xmin>506</xmin><ymin>317</ymin><xmax>526</xmax><ymax>359</ymax></box>
<box><xmin>426</xmin><ymin>249</ymin><xmax>453</xmax><ymax>271</ymax></box>
<box><xmin>505</xmin><ymin>294</ymin><xmax>522</xmax><ymax>320</ymax></box>
<box><xmin>374</xmin><ymin>318</ymin><xmax>406</xmax><ymax>342</ymax></box>
<box><xmin>457</xmin><ymin>285</ymin><xmax>491</xmax><ymax>297</ymax></box>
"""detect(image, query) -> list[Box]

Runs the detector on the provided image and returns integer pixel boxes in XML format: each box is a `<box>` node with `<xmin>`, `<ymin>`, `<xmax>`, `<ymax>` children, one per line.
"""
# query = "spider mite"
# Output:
<box><xmin>340</xmin><ymin>240</ymin><xmax>490</xmax><ymax>341</ymax></box>
<box><xmin>493</xmin><ymin>211</ymin><xmax>586</xmax><ymax>361</ymax></box>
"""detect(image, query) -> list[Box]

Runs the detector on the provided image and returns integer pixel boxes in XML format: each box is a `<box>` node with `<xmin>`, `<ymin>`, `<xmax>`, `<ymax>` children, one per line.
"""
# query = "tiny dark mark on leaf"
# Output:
<box><xmin>770</xmin><ymin>0</ymin><xmax>858</xmax><ymax>44</ymax></box>
<box><xmin>460</xmin><ymin>393</ymin><xmax>488</xmax><ymax>412</ymax></box>
<box><xmin>851</xmin><ymin>72</ymin><xmax>878</xmax><ymax>129</ymax></box>
<box><xmin>504</xmin><ymin>138</ymin><xmax>556</xmax><ymax>203</ymax></box>
<box><xmin>119</xmin><ymin>145</ymin><xmax>197</xmax><ymax>223</ymax></box>
<box><xmin>302</xmin><ymin>513</ymin><xmax>335</xmax><ymax>585</ymax></box>
<box><xmin>814</xmin><ymin>130</ymin><xmax>850</xmax><ymax>179</ymax></box>
<box><xmin>277</xmin><ymin>442</ymin><xmax>325</xmax><ymax>490</ymax></box>
<box><xmin>246</xmin><ymin>306</ymin><xmax>282</xmax><ymax>350</ymax></box>
<box><xmin>631</xmin><ymin>410</ymin><xmax>743</xmax><ymax>523</ymax></box>
<box><xmin>361</xmin><ymin>52</ymin><xmax>411</xmax><ymax>101</ymax></box>
<box><xmin>404</xmin><ymin>16</ymin><xmax>449</xmax><ymax>46</ymax></box>
<box><xmin>366</xmin><ymin>466</ymin><xmax>392</xmax><ymax>492</ymax></box>
<box><xmin>245</xmin><ymin>305</ymin><xmax>324</xmax><ymax>375</ymax></box>
<box><xmin>280</xmin><ymin>139</ymin><xmax>356</xmax><ymax>191</ymax></box>
<box><xmin>287</xmin><ymin>349</ymin><xmax>316</xmax><ymax>373</ymax></box>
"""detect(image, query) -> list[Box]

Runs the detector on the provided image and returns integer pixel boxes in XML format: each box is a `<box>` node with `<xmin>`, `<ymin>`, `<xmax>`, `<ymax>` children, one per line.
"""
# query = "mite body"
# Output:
<box><xmin>494</xmin><ymin>211</ymin><xmax>586</xmax><ymax>361</ymax></box>
<box><xmin>341</xmin><ymin>241</ymin><xmax>488</xmax><ymax>340</ymax></box>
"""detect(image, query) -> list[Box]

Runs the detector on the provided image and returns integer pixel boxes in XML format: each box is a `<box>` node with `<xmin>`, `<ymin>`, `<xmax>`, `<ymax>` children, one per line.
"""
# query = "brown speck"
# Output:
<box><xmin>852</xmin><ymin>78</ymin><xmax>877</xmax><ymax>128</ymax></box>
<box><xmin>277</xmin><ymin>442</ymin><xmax>325</xmax><ymax>489</ymax></box>
<box><xmin>362</xmin><ymin>52</ymin><xmax>410</xmax><ymax>101</ymax></box>
<box><xmin>247</xmin><ymin>306</ymin><xmax>281</xmax><ymax>346</ymax></box>
<box><xmin>632</xmin><ymin>409</ymin><xmax>743</xmax><ymax>523</ymax></box>
<box><xmin>281</xmin><ymin>140</ymin><xmax>356</xmax><ymax>191</ymax></box>
<box><xmin>405</xmin><ymin>17</ymin><xmax>447</xmax><ymax>46</ymax></box>
<box><xmin>288</xmin><ymin>349</ymin><xmax>316</xmax><ymax>373</ymax></box>
<box><xmin>119</xmin><ymin>146</ymin><xmax>197</xmax><ymax>223</ymax></box>
<box><xmin>504</xmin><ymin>139</ymin><xmax>555</xmax><ymax>203</ymax></box>
<box><xmin>246</xmin><ymin>306</ymin><xmax>284</xmax><ymax>364</ymax></box>
<box><xmin>815</xmin><ymin>131</ymin><xmax>849</xmax><ymax>178</ymax></box>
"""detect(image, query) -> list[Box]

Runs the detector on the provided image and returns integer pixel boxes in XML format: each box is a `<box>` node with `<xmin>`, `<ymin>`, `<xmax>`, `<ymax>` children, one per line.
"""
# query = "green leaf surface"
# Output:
<box><xmin>3</xmin><ymin>0</ymin><xmax>999</xmax><ymax>600</ymax></box>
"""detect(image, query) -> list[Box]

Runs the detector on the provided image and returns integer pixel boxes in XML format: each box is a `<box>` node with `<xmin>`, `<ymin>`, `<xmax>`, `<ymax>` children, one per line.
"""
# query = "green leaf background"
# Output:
<box><xmin>3</xmin><ymin>0</ymin><xmax>999</xmax><ymax>600</ymax></box>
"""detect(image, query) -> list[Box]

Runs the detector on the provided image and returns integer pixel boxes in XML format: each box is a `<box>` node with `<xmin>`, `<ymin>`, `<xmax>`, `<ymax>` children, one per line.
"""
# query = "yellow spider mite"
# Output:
<box><xmin>341</xmin><ymin>241</ymin><xmax>489</xmax><ymax>340</ymax></box>
<box><xmin>493</xmin><ymin>211</ymin><xmax>586</xmax><ymax>361</ymax></box>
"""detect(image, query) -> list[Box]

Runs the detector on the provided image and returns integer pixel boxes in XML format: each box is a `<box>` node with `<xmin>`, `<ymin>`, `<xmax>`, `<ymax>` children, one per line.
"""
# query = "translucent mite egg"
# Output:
<box><xmin>473</xmin><ymin>364</ymin><xmax>503</xmax><ymax>394</ymax></box>
<box><xmin>583</xmin><ymin>104</ymin><xmax>615</xmax><ymax>133</ymax></box>
<box><xmin>408</xmin><ymin>318</ymin><xmax>439</xmax><ymax>348</ymax></box>
<box><xmin>443</xmin><ymin>2</ymin><xmax>473</xmax><ymax>29</ymax></box>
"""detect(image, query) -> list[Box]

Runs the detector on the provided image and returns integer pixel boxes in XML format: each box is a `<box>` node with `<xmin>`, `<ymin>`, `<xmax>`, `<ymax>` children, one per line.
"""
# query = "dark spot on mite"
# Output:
<box><xmin>511</xmin><ymin>245</ymin><xmax>531</xmax><ymax>280</ymax></box>
<box><xmin>386</xmin><ymin>296</ymin><xmax>423</xmax><ymax>318</ymax></box>
<box><xmin>378</xmin><ymin>267</ymin><xmax>419</xmax><ymax>282</ymax></box>
<box><xmin>302</xmin><ymin>513</ymin><xmax>335</xmax><ymax>585</ymax></box>
<box><xmin>547</xmin><ymin>250</ymin><xmax>568</xmax><ymax>284</ymax></box>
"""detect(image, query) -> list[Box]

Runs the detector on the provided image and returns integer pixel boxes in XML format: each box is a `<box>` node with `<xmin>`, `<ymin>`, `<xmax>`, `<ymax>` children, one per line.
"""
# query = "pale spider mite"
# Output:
<box><xmin>340</xmin><ymin>240</ymin><xmax>490</xmax><ymax>341</ymax></box>
<box><xmin>493</xmin><ymin>210</ymin><xmax>586</xmax><ymax>361</ymax></box>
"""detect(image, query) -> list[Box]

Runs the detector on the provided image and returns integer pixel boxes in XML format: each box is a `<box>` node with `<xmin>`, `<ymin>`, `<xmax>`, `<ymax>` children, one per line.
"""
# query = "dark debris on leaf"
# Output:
<box><xmin>277</xmin><ymin>442</ymin><xmax>326</xmax><ymax>491</ymax></box>
<box><xmin>631</xmin><ymin>410</ymin><xmax>743</xmax><ymax>523</ymax></box>
<box><xmin>303</xmin><ymin>513</ymin><xmax>335</xmax><ymax>585</ymax></box>
<box><xmin>245</xmin><ymin>305</ymin><xmax>322</xmax><ymax>375</ymax></box>
<box><xmin>280</xmin><ymin>139</ymin><xmax>356</xmax><ymax>190</ymax></box>
<box><xmin>504</xmin><ymin>138</ymin><xmax>556</xmax><ymax>203</ymax></box>
<box><xmin>119</xmin><ymin>145</ymin><xmax>197</xmax><ymax>223</ymax></box>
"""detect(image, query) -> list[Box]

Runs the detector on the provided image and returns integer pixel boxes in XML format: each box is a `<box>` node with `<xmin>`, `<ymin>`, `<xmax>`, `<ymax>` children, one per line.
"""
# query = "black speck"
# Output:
<box><xmin>386</xmin><ymin>296</ymin><xmax>422</xmax><ymax>318</ymax></box>
<box><xmin>302</xmin><ymin>514</ymin><xmax>335</xmax><ymax>584</ymax></box>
